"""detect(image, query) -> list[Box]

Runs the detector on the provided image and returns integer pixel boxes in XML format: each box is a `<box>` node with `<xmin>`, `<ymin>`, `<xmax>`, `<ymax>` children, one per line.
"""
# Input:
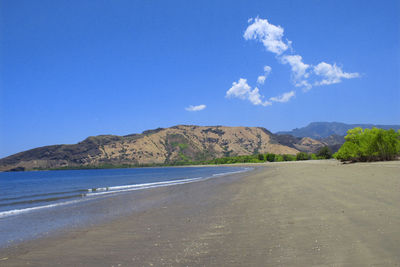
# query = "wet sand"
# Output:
<box><xmin>1</xmin><ymin>160</ymin><xmax>399</xmax><ymax>266</ymax></box>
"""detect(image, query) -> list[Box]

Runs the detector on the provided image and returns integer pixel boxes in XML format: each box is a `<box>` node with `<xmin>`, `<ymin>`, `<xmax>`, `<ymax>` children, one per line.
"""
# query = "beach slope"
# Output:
<box><xmin>1</xmin><ymin>160</ymin><xmax>399</xmax><ymax>266</ymax></box>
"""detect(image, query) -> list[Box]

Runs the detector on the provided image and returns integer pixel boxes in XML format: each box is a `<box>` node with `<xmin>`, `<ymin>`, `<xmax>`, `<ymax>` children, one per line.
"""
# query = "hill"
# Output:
<box><xmin>274</xmin><ymin>134</ymin><xmax>344</xmax><ymax>154</ymax></box>
<box><xmin>1</xmin><ymin>125</ymin><xmax>303</xmax><ymax>171</ymax></box>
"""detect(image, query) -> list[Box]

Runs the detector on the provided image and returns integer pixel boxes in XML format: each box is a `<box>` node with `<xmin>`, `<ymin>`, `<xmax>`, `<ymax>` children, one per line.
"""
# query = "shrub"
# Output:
<box><xmin>334</xmin><ymin>127</ymin><xmax>400</xmax><ymax>162</ymax></box>
<box><xmin>296</xmin><ymin>152</ymin><xmax>310</xmax><ymax>161</ymax></box>
<box><xmin>266</xmin><ymin>153</ymin><xmax>276</xmax><ymax>162</ymax></box>
<box><xmin>316</xmin><ymin>146</ymin><xmax>332</xmax><ymax>159</ymax></box>
<box><xmin>283</xmin><ymin>154</ymin><xmax>296</xmax><ymax>161</ymax></box>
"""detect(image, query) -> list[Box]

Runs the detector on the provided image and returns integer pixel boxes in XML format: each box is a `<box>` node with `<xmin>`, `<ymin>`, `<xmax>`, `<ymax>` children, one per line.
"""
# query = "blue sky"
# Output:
<box><xmin>1</xmin><ymin>0</ymin><xmax>399</xmax><ymax>158</ymax></box>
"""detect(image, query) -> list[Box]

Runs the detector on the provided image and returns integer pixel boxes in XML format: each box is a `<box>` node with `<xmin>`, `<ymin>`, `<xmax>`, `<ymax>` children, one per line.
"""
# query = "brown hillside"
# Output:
<box><xmin>0</xmin><ymin>125</ymin><xmax>299</xmax><ymax>171</ymax></box>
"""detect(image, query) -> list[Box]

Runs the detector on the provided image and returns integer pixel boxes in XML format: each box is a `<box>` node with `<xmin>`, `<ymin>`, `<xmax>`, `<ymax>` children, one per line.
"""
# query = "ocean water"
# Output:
<box><xmin>0</xmin><ymin>166</ymin><xmax>249</xmax><ymax>247</ymax></box>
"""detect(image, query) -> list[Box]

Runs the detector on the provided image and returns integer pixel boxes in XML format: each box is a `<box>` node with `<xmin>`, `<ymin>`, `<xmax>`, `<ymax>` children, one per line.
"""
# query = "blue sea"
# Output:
<box><xmin>0</xmin><ymin>166</ymin><xmax>249</xmax><ymax>247</ymax></box>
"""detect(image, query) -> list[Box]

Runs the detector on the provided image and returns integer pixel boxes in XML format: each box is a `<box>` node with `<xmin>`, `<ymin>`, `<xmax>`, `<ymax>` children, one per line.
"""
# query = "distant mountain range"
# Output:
<box><xmin>1</xmin><ymin>122</ymin><xmax>398</xmax><ymax>171</ymax></box>
<box><xmin>276</xmin><ymin>122</ymin><xmax>400</xmax><ymax>139</ymax></box>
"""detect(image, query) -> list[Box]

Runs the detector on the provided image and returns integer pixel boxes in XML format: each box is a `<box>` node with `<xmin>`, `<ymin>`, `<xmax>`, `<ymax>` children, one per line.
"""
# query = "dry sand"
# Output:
<box><xmin>1</xmin><ymin>160</ymin><xmax>399</xmax><ymax>266</ymax></box>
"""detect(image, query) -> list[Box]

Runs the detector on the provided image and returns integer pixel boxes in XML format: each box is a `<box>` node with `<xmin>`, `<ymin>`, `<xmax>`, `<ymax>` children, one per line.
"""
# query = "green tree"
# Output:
<box><xmin>266</xmin><ymin>153</ymin><xmax>276</xmax><ymax>162</ymax></box>
<box><xmin>283</xmin><ymin>154</ymin><xmax>296</xmax><ymax>161</ymax></box>
<box><xmin>316</xmin><ymin>146</ymin><xmax>332</xmax><ymax>159</ymax></box>
<box><xmin>296</xmin><ymin>152</ymin><xmax>310</xmax><ymax>160</ymax></box>
<box><xmin>334</xmin><ymin>127</ymin><xmax>400</xmax><ymax>162</ymax></box>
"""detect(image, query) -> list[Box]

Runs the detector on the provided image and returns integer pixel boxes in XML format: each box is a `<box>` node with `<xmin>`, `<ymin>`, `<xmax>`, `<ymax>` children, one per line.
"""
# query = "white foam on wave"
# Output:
<box><xmin>85</xmin><ymin>176</ymin><xmax>204</xmax><ymax>197</ymax></box>
<box><xmin>0</xmin><ymin>199</ymin><xmax>82</xmax><ymax>219</ymax></box>
<box><xmin>212</xmin><ymin>168</ymin><xmax>250</xmax><ymax>177</ymax></box>
<box><xmin>86</xmin><ymin>168</ymin><xmax>251</xmax><ymax>197</ymax></box>
<box><xmin>0</xmin><ymin>167</ymin><xmax>251</xmax><ymax>219</ymax></box>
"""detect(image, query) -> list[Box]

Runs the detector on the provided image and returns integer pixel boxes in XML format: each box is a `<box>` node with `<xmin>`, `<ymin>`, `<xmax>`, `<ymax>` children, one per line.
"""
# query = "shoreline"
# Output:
<box><xmin>0</xmin><ymin>165</ymin><xmax>252</xmax><ymax>249</ymax></box>
<box><xmin>1</xmin><ymin>156</ymin><xmax>342</xmax><ymax>172</ymax></box>
<box><xmin>1</xmin><ymin>161</ymin><xmax>400</xmax><ymax>266</ymax></box>
<box><xmin>0</xmin><ymin>165</ymin><xmax>257</xmax><ymax>263</ymax></box>
<box><xmin>5</xmin><ymin>158</ymin><xmax>399</xmax><ymax>173</ymax></box>
<box><xmin>1</xmin><ymin>162</ymin><xmax>263</xmax><ymax>172</ymax></box>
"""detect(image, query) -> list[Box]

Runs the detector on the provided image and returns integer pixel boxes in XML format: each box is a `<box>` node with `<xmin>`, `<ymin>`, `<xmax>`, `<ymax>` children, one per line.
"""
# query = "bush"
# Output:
<box><xmin>316</xmin><ymin>146</ymin><xmax>332</xmax><ymax>159</ymax></box>
<box><xmin>265</xmin><ymin>153</ymin><xmax>276</xmax><ymax>162</ymax></box>
<box><xmin>296</xmin><ymin>152</ymin><xmax>310</xmax><ymax>160</ymax></box>
<box><xmin>258</xmin><ymin>154</ymin><xmax>265</xmax><ymax>161</ymax></box>
<box><xmin>334</xmin><ymin>127</ymin><xmax>400</xmax><ymax>162</ymax></box>
<box><xmin>274</xmin><ymin>155</ymin><xmax>284</xmax><ymax>162</ymax></box>
<box><xmin>283</xmin><ymin>154</ymin><xmax>296</xmax><ymax>161</ymax></box>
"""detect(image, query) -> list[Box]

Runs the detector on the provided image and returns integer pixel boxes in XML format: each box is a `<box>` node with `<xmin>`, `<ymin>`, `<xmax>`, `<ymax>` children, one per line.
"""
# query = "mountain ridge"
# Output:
<box><xmin>3</xmin><ymin>122</ymin><xmax>398</xmax><ymax>171</ymax></box>
<box><xmin>0</xmin><ymin>125</ymin><xmax>301</xmax><ymax>171</ymax></box>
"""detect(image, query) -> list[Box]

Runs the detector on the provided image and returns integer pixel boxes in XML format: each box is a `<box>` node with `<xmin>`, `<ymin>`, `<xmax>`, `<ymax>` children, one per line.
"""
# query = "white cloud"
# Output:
<box><xmin>226</xmin><ymin>78</ymin><xmax>251</xmax><ymax>99</ymax></box>
<box><xmin>257</xmin><ymin>75</ymin><xmax>266</xmax><ymax>84</ymax></box>
<box><xmin>232</xmin><ymin>17</ymin><xmax>360</xmax><ymax>107</ymax></box>
<box><xmin>185</xmin><ymin>104</ymin><xmax>206</xmax><ymax>112</ymax></box>
<box><xmin>264</xmin><ymin>65</ymin><xmax>272</xmax><ymax>74</ymax></box>
<box><xmin>269</xmin><ymin>91</ymin><xmax>295</xmax><ymax>103</ymax></box>
<box><xmin>296</xmin><ymin>80</ymin><xmax>312</xmax><ymax>92</ymax></box>
<box><xmin>242</xmin><ymin>17</ymin><xmax>360</xmax><ymax>92</ymax></box>
<box><xmin>244</xmin><ymin>18</ymin><xmax>289</xmax><ymax>55</ymax></box>
<box><xmin>257</xmin><ymin>65</ymin><xmax>272</xmax><ymax>85</ymax></box>
<box><xmin>226</xmin><ymin>78</ymin><xmax>271</xmax><ymax>106</ymax></box>
<box><xmin>249</xmin><ymin>87</ymin><xmax>272</xmax><ymax>106</ymax></box>
<box><xmin>280</xmin><ymin>55</ymin><xmax>312</xmax><ymax>91</ymax></box>
<box><xmin>314</xmin><ymin>62</ymin><xmax>360</xmax><ymax>85</ymax></box>
<box><xmin>280</xmin><ymin>55</ymin><xmax>309</xmax><ymax>79</ymax></box>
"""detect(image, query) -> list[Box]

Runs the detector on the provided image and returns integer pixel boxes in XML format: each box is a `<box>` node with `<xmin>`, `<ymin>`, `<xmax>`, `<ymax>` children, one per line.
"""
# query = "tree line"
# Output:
<box><xmin>334</xmin><ymin>127</ymin><xmax>400</xmax><ymax>162</ymax></box>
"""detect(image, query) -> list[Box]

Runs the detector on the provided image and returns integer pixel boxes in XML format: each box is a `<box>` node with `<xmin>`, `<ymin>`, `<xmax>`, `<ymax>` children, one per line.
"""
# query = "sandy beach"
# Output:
<box><xmin>1</xmin><ymin>160</ymin><xmax>399</xmax><ymax>266</ymax></box>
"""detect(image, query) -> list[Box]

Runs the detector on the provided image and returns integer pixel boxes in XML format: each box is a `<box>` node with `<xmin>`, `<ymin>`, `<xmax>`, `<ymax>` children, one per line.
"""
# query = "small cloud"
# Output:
<box><xmin>244</xmin><ymin>17</ymin><xmax>289</xmax><ymax>55</ymax></box>
<box><xmin>249</xmin><ymin>87</ymin><xmax>272</xmax><ymax>106</ymax></box>
<box><xmin>226</xmin><ymin>78</ymin><xmax>251</xmax><ymax>99</ymax></box>
<box><xmin>264</xmin><ymin>65</ymin><xmax>272</xmax><ymax>74</ymax></box>
<box><xmin>226</xmin><ymin>78</ymin><xmax>271</xmax><ymax>106</ymax></box>
<box><xmin>314</xmin><ymin>62</ymin><xmax>360</xmax><ymax>85</ymax></box>
<box><xmin>280</xmin><ymin>55</ymin><xmax>312</xmax><ymax>91</ymax></box>
<box><xmin>257</xmin><ymin>65</ymin><xmax>272</xmax><ymax>85</ymax></box>
<box><xmin>257</xmin><ymin>75</ymin><xmax>266</xmax><ymax>84</ymax></box>
<box><xmin>280</xmin><ymin>55</ymin><xmax>309</xmax><ymax>79</ymax></box>
<box><xmin>185</xmin><ymin>104</ymin><xmax>206</xmax><ymax>112</ymax></box>
<box><xmin>296</xmin><ymin>80</ymin><xmax>312</xmax><ymax>92</ymax></box>
<box><xmin>269</xmin><ymin>91</ymin><xmax>295</xmax><ymax>103</ymax></box>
